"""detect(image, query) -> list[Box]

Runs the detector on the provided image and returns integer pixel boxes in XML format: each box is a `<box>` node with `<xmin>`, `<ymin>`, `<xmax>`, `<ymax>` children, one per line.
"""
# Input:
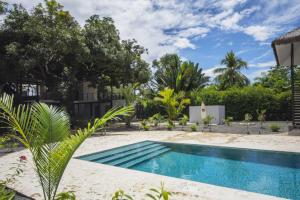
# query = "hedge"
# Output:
<box><xmin>190</xmin><ymin>86</ymin><xmax>291</xmax><ymax>121</ymax></box>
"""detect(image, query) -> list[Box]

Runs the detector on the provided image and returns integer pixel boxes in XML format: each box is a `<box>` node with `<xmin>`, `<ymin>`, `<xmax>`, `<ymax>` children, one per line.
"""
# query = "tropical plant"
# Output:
<box><xmin>112</xmin><ymin>189</ymin><xmax>133</xmax><ymax>200</ymax></box>
<box><xmin>224</xmin><ymin>116</ymin><xmax>233</xmax><ymax>126</ymax></box>
<box><xmin>146</xmin><ymin>182</ymin><xmax>172</xmax><ymax>200</ymax></box>
<box><xmin>153</xmin><ymin>54</ymin><xmax>209</xmax><ymax>92</ymax></box>
<box><xmin>190</xmin><ymin>124</ymin><xmax>197</xmax><ymax>132</ymax></box>
<box><xmin>202</xmin><ymin>115</ymin><xmax>214</xmax><ymax>131</ymax></box>
<box><xmin>55</xmin><ymin>191</ymin><xmax>76</xmax><ymax>200</ymax></box>
<box><xmin>154</xmin><ymin>88</ymin><xmax>190</xmax><ymax>126</ymax></box>
<box><xmin>149</xmin><ymin>113</ymin><xmax>164</xmax><ymax>127</ymax></box>
<box><xmin>270</xmin><ymin>124</ymin><xmax>280</xmax><ymax>132</ymax></box>
<box><xmin>0</xmin><ymin>184</ymin><xmax>14</xmax><ymax>200</ymax></box>
<box><xmin>244</xmin><ymin>113</ymin><xmax>253</xmax><ymax>134</ymax></box>
<box><xmin>257</xmin><ymin>109</ymin><xmax>266</xmax><ymax>134</ymax></box>
<box><xmin>167</xmin><ymin>121</ymin><xmax>174</xmax><ymax>130</ymax></box>
<box><xmin>179</xmin><ymin>115</ymin><xmax>188</xmax><ymax>130</ymax></box>
<box><xmin>141</xmin><ymin>120</ymin><xmax>150</xmax><ymax>131</ymax></box>
<box><xmin>0</xmin><ymin>93</ymin><xmax>133</xmax><ymax>200</ymax></box>
<box><xmin>214</xmin><ymin>51</ymin><xmax>249</xmax><ymax>90</ymax></box>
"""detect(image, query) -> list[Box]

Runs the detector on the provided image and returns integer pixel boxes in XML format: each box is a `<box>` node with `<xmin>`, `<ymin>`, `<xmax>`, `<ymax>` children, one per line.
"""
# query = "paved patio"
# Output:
<box><xmin>1</xmin><ymin>130</ymin><xmax>300</xmax><ymax>200</ymax></box>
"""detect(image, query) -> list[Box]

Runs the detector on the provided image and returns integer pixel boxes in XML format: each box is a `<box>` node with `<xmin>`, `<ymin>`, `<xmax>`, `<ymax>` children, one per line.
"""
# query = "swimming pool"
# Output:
<box><xmin>78</xmin><ymin>141</ymin><xmax>300</xmax><ymax>199</ymax></box>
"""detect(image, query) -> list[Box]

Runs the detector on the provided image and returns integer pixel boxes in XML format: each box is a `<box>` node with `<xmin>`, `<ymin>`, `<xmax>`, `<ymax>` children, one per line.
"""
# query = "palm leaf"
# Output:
<box><xmin>0</xmin><ymin>93</ymin><xmax>133</xmax><ymax>200</ymax></box>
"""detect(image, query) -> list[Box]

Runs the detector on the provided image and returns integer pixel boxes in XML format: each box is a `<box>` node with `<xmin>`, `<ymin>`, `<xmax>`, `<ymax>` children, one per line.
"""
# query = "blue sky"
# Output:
<box><xmin>7</xmin><ymin>0</ymin><xmax>300</xmax><ymax>81</ymax></box>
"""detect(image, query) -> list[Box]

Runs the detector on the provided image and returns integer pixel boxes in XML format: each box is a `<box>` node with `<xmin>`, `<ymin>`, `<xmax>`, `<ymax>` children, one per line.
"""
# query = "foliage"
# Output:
<box><xmin>190</xmin><ymin>124</ymin><xmax>197</xmax><ymax>132</ymax></box>
<box><xmin>0</xmin><ymin>136</ymin><xmax>18</xmax><ymax>150</ymax></box>
<box><xmin>0</xmin><ymin>1</ymin><xmax>149</xmax><ymax>111</ymax></box>
<box><xmin>0</xmin><ymin>0</ymin><xmax>7</xmax><ymax>14</ymax></box>
<box><xmin>116</xmin><ymin>84</ymin><xmax>139</xmax><ymax>127</ymax></box>
<box><xmin>214</xmin><ymin>51</ymin><xmax>249</xmax><ymax>90</ymax></box>
<box><xmin>112</xmin><ymin>189</ymin><xmax>133</xmax><ymax>200</ymax></box>
<box><xmin>146</xmin><ymin>183</ymin><xmax>172</xmax><ymax>200</ymax></box>
<box><xmin>257</xmin><ymin>109</ymin><xmax>266</xmax><ymax>132</ymax></box>
<box><xmin>167</xmin><ymin>121</ymin><xmax>174</xmax><ymax>130</ymax></box>
<box><xmin>0</xmin><ymin>93</ymin><xmax>133</xmax><ymax>200</ymax></box>
<box><xmin>224</xmin><ymin>116</ymin><xmax>233</xmax><ymax>126</ymax></box>
<box><xmin>270</xmin><ymin>124</ymin><xmax>280</xmax><ymax>132</ymax></box>
<box><xmin>153</xmin><ymin>54</ymin><xmax>209</xmax><ymax>92</ymax></box>
<box><xmin>149</xmin><ymin>113</ymin><xmax>164</xmax><ymax>127</ymax></box>
<box><xmin>154</xmin><ymin>88</ymin><xmax>190</xmax><ymax>122</ymax></box>
<box><xmin>141</xmin><ymin>120</ymin><xmax>150</xmax><ymax>131</ymax></box>
<box><xmin>203</xmin><ymin>115</ymin><xmax>213</xmax><ymax>126</ymax></box>
<box><xmin>55</xmin><ymin>191</ymin><xmax>76</xmax><ymax>200</ymax></box>
<box><xmin>254</xmin><ymin>66</ymin><xmax>290</xmax><ymax>93</ymax></box>
<box><xmin>244</xmin><ymin>113</ymin><xmax>252</xmax><ymax>134</ymax></box>
<box><xmin>190</xmin><ymin>86</ymin><xmax>291</xmax><ymax>121</ymax></box>
<box><xmin>179</xmin><ymin>115</ymin><xmax>188</xmax><ymax>126</ymax></box>
<box><xmin>203</xmin><ymin>115</ymin><xmax>214</xmax><ymax>132</ymax></box>
<box><xmin>0</xmin><ymin>184</ymin><xmax>14</xmax><ymax>200</ymax></box>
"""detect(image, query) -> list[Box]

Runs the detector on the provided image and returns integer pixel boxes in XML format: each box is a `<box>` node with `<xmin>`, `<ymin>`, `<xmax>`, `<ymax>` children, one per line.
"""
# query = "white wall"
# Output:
<box><xmin>189</xmin><ymin>105</ymin><xmax>225</xmax><ymax>125</ymax></box>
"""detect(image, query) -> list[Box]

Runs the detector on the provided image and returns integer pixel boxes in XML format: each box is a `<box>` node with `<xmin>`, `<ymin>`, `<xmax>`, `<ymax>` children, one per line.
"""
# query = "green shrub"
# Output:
<box><xmin>191</xmin><ymin>86</ymin><xmax>291</xmax><ymax>121</ymax></box>
<box><xmin>203</xmin><ymin>115</ymin><xmax>213</xmax><ymax>126</ymax></box>
<box><xmin>141</xmin><ymin>120</ymin><xmax>150</xmax><ymax>131</ymax></box>
<box><xmin>244</xmin><ymin>113</ymin><xmax>252</xmax><ymax>134</ymax></box>
<box><xmin>270</xmin><ymin>124</ymin><xmax>280</xmax><ymax>132</ymax></box>
<box><xmin>190</xmin><ymin>124</ymin><xmax>197</xmax><ymax>131</ymax></box>
<box><xmin>149</xmin><ymin>113</ymin><xmax>164</xmax><ymax>127</ymax></box>
<box><xmin>167</xmin><ymin>120</ymin><xmax>174</xmax><ymax>130</ymax></box>
<box><xmin>224</xmin><ymin>116</ymin><xmax>233</xmax><ymax>126</ymax></box>
<box><xmin>179</xmin><ymin>115</ymin><xmax>188</xmax><ymax>126</ymax></box>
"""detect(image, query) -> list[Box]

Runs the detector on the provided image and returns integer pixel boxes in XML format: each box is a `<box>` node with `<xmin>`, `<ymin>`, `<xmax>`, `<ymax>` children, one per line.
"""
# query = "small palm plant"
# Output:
<box><xmin>112</xmin><ymin>189</ymin><xmax>133</xmax><ymax>200</ymax></box>
<box><xmin>146</xmin><ymin>182</ymin><xmax>172</xmax><ymax>200</ymax></box>
<box><xmin>244</xmin><ymin>113</ymin><xmax>253</xmax><ymax>134</ymax></box>
<box><xmin>149</xmin><ymin>113</ymin><xmax>164</xmax><ymax>127</ymax></box>
<box><xmin>179</xmin><ymin>115</ymin><xmax>188</xmax><ymax>130</ymax></box>
<box><xmin>256</xmin><ymin>109</ymin><xmax>266</xmax><ymax>134</ymax></box>
<box><xmin>202</xmin><ymin>115</ymin><xmax>214</xmax><ymax>132</ymax></box>
<box><xmin>0</xmin><ymin>93</ymin><xmax>133</xmax><ymax>200</ymax></box>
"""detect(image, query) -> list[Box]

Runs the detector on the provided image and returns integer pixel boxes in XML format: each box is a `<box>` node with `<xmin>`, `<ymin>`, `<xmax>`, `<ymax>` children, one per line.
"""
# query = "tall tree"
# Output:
<box><xmin>254</xmin><ymin>66</ymin><xmax>291</xmax><ymax>93</ymax></box>
<box><xmin>214</xmin><ymin>51</ymin><xmax>249</xmax><ymax>90</ymax></box>
<box><xmin>153</xmin><ymin>54</ymin><xmax>209</xmax><ymax>92</ymax></box>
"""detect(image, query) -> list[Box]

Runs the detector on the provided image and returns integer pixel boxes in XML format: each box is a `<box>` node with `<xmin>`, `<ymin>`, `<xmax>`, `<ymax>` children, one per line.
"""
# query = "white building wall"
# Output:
<box><xmin>189</xmin><ymin>105</ymin><xmax>225</xmax><ymax>125</ymax></box>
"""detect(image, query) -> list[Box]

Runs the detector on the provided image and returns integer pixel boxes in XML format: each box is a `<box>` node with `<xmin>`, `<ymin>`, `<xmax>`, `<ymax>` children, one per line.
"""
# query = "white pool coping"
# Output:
<box><xmin>1</xmin><ymin>131</ymin><xmax>299</xmax><ymax>200</ymax></box>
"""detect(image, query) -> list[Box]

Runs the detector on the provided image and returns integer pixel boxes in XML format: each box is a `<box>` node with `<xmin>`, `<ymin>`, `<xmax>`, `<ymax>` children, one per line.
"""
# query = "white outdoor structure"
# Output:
<box><xmin>189</xmin><ymin>104</ymin><xmax>225</xmax><ymax>125</ymax></box>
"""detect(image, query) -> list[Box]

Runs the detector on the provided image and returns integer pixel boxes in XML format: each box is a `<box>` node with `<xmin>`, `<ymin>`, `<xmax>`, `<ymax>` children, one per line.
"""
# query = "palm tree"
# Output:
<box><xmin>154</xmin><ymin>54</ymin><xmax>209</xmax><ymax>92</ymax></box>
<box><xmin>0</xmin><ymin>93</ymin><xmax>133</xmax><ymax>200</ymax></box>
<box><xmin>214</xmin><ymin>51</ymin><xmax>249</xmax><ymax>89</ymax></box>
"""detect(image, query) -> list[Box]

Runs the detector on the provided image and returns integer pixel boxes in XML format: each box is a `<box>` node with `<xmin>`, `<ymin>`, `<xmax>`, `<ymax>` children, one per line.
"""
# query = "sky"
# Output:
<box><xmin>6</xmin><ymin>0</ymin><xmax>300</xmax><ymax>81</ymax></box>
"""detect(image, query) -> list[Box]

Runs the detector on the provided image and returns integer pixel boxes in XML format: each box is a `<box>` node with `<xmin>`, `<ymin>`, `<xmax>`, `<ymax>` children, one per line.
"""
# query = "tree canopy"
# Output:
<box><xmin>153</xmin><ymin>54</ymin><xmax>209</xmax><ymax>92</ymax></box>
<box><xmin>214</xmin><ymin>51</ymin><xmax>249</xmax><ymax>90</ymax></box>
<box><xmin>0</xmin><ymin>0</ymin><xmax>150</xmax><ymax>98</ymax></box>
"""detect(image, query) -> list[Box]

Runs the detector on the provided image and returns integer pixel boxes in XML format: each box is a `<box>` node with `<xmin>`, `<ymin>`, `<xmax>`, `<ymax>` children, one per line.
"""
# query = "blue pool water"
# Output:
<box><xmin>78</xmin><ymin>141</ymin><xmax>300</xmax><ymax>199</ymax></box>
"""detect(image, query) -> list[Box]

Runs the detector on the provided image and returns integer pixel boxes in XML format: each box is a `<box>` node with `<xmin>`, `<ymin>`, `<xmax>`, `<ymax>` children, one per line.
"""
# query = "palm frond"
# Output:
<box><xmin>0</xmin><ymin>93</ymin><xmax>133</xmax><ymax>200</ymax></box>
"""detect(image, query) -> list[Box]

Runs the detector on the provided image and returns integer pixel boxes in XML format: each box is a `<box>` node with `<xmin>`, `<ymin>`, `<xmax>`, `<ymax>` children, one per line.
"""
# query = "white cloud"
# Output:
<box><xmin>243</xmin><ymin>25</ymin><xmax>275</xmax><ymax>41</ymax></box>
<box><xmin>5</xmin><ymin>0</ymin><xmax>300</xmax><ymax>62</ymax></box>
<box><xmin>249</xmin><ymin>61</ymin><xmax>275</xmax><ymax>68</ymax></box>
